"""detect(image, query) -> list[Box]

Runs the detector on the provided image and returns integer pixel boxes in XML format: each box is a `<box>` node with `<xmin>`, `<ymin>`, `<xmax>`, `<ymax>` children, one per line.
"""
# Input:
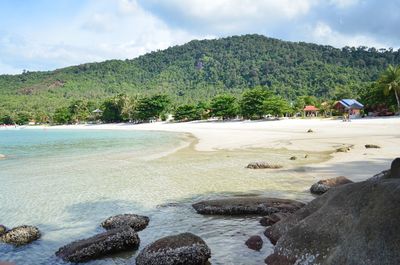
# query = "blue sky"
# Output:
<box><xmin>0</xmin><ymin>0</ymin><xmax>399</xmax><ymax>74</ymax></box>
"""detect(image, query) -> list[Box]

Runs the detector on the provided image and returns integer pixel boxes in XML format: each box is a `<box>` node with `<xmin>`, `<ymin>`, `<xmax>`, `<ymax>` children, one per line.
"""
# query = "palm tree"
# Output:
<box><xmin>378</xmin><ymin>65</ymin><xmax>400</xmax><ymax>111</ymax></box>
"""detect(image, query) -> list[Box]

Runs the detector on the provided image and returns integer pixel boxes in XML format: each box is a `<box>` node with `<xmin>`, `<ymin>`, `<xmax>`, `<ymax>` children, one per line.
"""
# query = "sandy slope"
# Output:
<box><xmin>16</xmin><ymin>117</ymin><xmax>400</xmax><ymax>181</ymax></box>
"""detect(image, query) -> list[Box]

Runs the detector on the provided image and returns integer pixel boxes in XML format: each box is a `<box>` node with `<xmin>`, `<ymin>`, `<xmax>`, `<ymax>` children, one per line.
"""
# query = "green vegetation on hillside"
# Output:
<box><xmin>1</xmin><ymin>34</ymin><xmax>400</xmax><ymax>123</ymax></box>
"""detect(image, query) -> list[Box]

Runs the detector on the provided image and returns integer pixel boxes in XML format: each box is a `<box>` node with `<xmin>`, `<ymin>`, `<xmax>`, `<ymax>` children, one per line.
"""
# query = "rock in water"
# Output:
<box><xmin>0</xmin><ymin>225</ymin><xmax>7</xmax><ymax>236</ymax></box>
<box><xmin>390</xmin><ymin>158</ymin><xmax>400</xmax><ymax>178</ymax></box>
<box><xmin>310</xmin><ymin>176</ymin><xmax>353</xmax><ymax>195</ymax></box>
<box><xmin>136</xmin><ymin>233</ymin><xmax>211</xmax><ymax>265</ymax></box>
<box><xmin>245</xmin><ymin>235</ymin><xmax>263</xmax><ymax>251</ymax></box>
<box><xmin>0</xmin><ymin>225</ymin><xmax>40</xmax><ymax>246</ymax></box>
<box><xmin>246</xmin><ymin>162</ymin><xmax>283</xmax><ymax>169</ymax></box>
<box><xmin>289</xmin><ymin>156</ymin><xmax>297</xmax><ymax>160</ymax></box>
<box><xmin>365</xmin><ymin>144</ymin><xmax>381</xmax><ymax>149</ymax></box>
<box><xmin>193</xmin><ymin>197</ymin><xmax>304</xmax><ymax>215</ymax></box>
<box><xmin>260</xmin><ymin>212</ymin><xmax>290</xmax><ymax>227</ymax></box>
<box><xmin>55</xmin><ymin>226</ymin><xmax>139</xmax><ymax>263</ymax></box>
<box><xmin>265</xmin><ymin>176</ymin><xmax>400</xmax><ymax>265</ymax></box>
<box><xmin>101</xmin><ymin>214</ymin><xmax>149</xmax><ymax>231</ymax></box>
<box><xmin>307</xmin><ymin>129</ymin><xmax>314</xmax><ymax>133</ymax></box>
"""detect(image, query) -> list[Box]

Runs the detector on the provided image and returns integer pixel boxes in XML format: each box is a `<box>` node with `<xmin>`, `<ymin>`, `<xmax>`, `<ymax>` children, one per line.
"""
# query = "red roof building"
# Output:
<box><xmin>303</xmin><ymin>105</ymin><xmax>319</xmax><ymax>111</ymax></box>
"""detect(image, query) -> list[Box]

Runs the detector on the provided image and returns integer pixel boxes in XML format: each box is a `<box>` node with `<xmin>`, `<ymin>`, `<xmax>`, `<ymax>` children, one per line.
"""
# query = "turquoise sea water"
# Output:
<box><xmin>0</xmin><ymin>128</ymin><xmax>328</xmax><ymax>265</ymax></box>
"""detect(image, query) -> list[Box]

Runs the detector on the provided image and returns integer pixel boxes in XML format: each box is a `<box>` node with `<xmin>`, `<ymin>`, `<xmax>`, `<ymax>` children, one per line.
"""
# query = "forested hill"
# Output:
<box><xmin>1</xmin><ymin>34</ymin><xmax>400</xmax><ymax>112</ymax></box>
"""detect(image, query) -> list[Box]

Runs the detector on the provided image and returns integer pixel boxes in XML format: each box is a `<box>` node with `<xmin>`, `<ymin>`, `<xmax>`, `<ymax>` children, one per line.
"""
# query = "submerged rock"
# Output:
<box><xmin>192</xmin><ymin>197</ymin><xmax>304</xmax><ymax>215</ymax></box>
<box><xmin>101</xmin><ymin>214</ymin><xmax>149</xmax><ymax>231</ymax></box>
<box><xmin>246</xmin><ymin>162</ymin><xmax>283</xmax><ymax>169</ymax></box>
<box><xmin>365</xmin><ymin>144</ymin><xmax>381</xmax><ymax>149</ymax></box>
<box><xmin>245</xmin><ymin>235</ymin><xmax>263</xmax><ymax>251</ymax></box>
<box><xmin>136</xmin><ymin>233</ymin><xmax>211</xmax><ymax>265</ymax></box>
<box><xmin>260</xmin><ymin>212</ymin><xmax>290</xmax><ymax>227</ymax></box>
<box><xmin>265</xmin><ymin>168</ymin><xmax>400</xmax><ymax>265</ymax></box>
<box><xmin>310</xmin><ymin>176</ymin><xmax>353</xmax><ymax>195</ymax></box>
<box><xmin>55</xmin><ymin>226</ymin><xmax>139</xmax><ymax>263</ymax></box>
<box><xmin>336</xmin><ymin>146</ymin><xmax>351</xmax><ymax>152</ymax></box>
<box><xmin>0</xmin><ymin>225</ymin><xmax>40</xmax><ymax>246</ymax></box>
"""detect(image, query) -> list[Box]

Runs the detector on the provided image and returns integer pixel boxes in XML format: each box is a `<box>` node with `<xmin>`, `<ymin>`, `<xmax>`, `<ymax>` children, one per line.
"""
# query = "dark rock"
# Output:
<box><xmin>307</xmin><ymin>129</ymin><xmax>314</xmax><ymax>133</ymax></box>
<box><xmin>310</xmin><ymin>176</ymin><xmax>353</xmax><ymax>195</ymax></box>
<box><xmin>0</xmin><ymin>225</ymin><xmax>40</xmax><ymax>246</ymax></box>
<box><xmin>245</xmin><ymin>235</ymin><xmax>263</xmax><ymax>251</ymax></box>
<box><xmin>289</xmin><ymin>156</ymin><xmax>297</xmax><ymax>160</ymax></box>
<box><xmin>365</xmin><ymin>144</ymin><xmax>381</xmax><ymax>149</ymax></box>
<box><xmin>193</xmin><ymin>197</ymin><xmax>304</xmax><ymax>215</ymax></box>
<box><xmin>136</xmin><ymin>233</ymin><xmax>211</xmax><ymax>265</ymax></box>
<box><xmin>336</xmin><ymin>146</ymin><xmax>350</xmax><ymax>152</ymax></box>
<box><xmin>0</xmin><ymin>225</ymin><xmax>7</xmax><ymax>236</ymax></box>
<box><xmin>246</xmin><ymin>162</ymin><xmax>283</xmax><ymax>169</ymax></box>
<box><xmin>390</xmin><ymin>158</ymin><xmax>400</xmax><ymax>178</ymax></box>
<box><xmin>260</xmin><ymin>212</ymin><xmax>290</xmax><ymax>226</ymax></box>
<box><xmin>265</xmin><ymin>176</ymin><xmax>400</xmax><ymax>265</ymax></box>
<box><xmin>265</xmin><ymin>253</ymin><xmax>296</xmax><ymax>265</ymax></box>
<box><xmin>101</xmin><ymin>214</ymin><xmax>149</xmax><ymax>231</ymax></box>
<box><xmin>55</xmin><ymin>226</ymin><xmax>139</xmax><ymax>263</ymax></box>
<box><xmin>304</xmin><ymin>154</ymin><xmax>309</xmax><ymax>158</ymax></box>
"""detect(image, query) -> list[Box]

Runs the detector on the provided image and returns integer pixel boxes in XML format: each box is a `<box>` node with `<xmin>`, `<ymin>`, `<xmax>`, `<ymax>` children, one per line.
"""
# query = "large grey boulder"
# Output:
<box><xmin>0</xmin><ymin>225</ymin><xmax>41</xmax><ymax>246</ymax></box>
<box><xmin>136</xmin><ymin>233</ymin><xmax>211</xmax><ymax>265</ymax></box>
<box><xmin>101</xmin><ymin>213</ymin><xmax>149</xmax><ymax>231</ymax></box>
<box><xmin>55</xmin><ymin>226</ymin><xmax>139</xmax><ymax>263</ymax></box>
<box><xmin>192</xmin><ymin>197</ymin><xmax>304</xmax><ymax>216</ymax></box>
<box><xmin>390</xmin><ymin>158</ymin><xmax>400</xmax><ymax>178</ymax></box>
<box><xmin>265</xmin><ymin>174</ymin><xmax>400</xmax><ymax>265</ymax></box>
<box><xmin>310</xmin><ymin>176</ymin><xmax>353</xmax><ymax>195</ymax></box>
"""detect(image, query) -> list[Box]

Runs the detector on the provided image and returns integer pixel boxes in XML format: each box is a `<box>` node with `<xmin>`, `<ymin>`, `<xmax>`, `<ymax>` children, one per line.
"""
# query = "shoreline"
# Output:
<box><xmin>4</xmin><ymin>117</ymin><xmax>400</xmax><ymax>182</ymax></box>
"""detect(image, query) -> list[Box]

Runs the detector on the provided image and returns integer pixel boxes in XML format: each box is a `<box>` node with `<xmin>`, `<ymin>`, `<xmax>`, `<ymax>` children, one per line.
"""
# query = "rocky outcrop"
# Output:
<box><xmin>365</xmin><ymin>144</ymin><xmax>381</xmax><ymax>149</ymax></box>
<box><xmin>193</xmin><ymin>197</ymin><xmax>304</xmax><ymax>215</ymax></box>
<box><xmin>246</xmin><ymin>162</ymin><xmax>283</xmax><ymax>169</ymax></box>
<box><xmin>245</xmin><ymin>235</ymin><xmax>263</xmax><ymax>251</ymax></box>
<box><xmin>55</xmin><ymin>226</ymin><xmax>139</xmax><ymax>263</ymax></box>
<box><xmin>260</xmin><ymin>212</ymin><xmax>290</xmax><ymax>227</ymax></box>
<box><xmin>101</xmin><ymin>214</ymin><xmax>149</xmax><ymax>231</ymax></box>
<box><xmin>310</xmin><ymin>176</ymin><xmax>353</xmax><ymax>195</ymax></box>
<box><xmin>265</xmin><ymin>170</ymin><xmax>400</xmax><ymax>265</ymax></box>
<box><xmin>136</xmin><ymin>233</ymin><xmax>211</xmax><ymax>265</ymax></box>
<box><xmin>0</xmin><ymin>225</ymin><xmax>40</xmax><ymax>246</ymax></box>
<box><xmin>336</xmin><ymin>146</ymin><xmax>351</xmax><ymax>152</ymax></box>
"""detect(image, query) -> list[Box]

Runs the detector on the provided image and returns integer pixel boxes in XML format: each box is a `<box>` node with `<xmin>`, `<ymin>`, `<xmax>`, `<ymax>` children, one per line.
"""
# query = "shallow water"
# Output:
<box><xmin>0</xmin><ymin>128</ymin><xmax>330</xmax><ymax>265</ymax></box>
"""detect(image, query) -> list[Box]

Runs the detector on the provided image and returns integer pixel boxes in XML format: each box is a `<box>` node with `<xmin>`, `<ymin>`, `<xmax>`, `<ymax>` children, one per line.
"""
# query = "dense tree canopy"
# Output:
<box><xmin>1</xmin><ymin>34</ymin><xmax>399</xmax><ymax>123</ymax></box>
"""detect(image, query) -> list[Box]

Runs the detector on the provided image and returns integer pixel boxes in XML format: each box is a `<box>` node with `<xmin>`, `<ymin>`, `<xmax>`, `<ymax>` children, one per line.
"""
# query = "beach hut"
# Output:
<box><xmin>334</xmin><ymin>99</ymin><xmax>364</xmax><ymax>119</ymax></box>
<box><xmin>303</xmin><ymin>105</ymin><xmax>319</xmax><ymax>117</ymax></box>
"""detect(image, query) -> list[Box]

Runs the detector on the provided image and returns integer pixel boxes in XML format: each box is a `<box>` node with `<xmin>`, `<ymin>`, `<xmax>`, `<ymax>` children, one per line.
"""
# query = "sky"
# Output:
<box><xmin>0</xmin><ymin>0</ymin><xmax>399</xmax><ymax>74</ymax></box>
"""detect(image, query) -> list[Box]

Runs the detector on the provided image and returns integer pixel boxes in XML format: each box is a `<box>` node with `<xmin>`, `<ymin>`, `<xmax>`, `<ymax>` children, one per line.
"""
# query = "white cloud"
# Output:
<box><xmin>329</xmin><ymin>0</ymin><xmax>360</xmax><ymax>8</ymax></box>
<box><xmin>0</xmin><ymin>0</ymin><xmax>201</xmax><ymax>73</ymax></box>
<box><xmin>310</xmin><ymin>21</ymin><xmax>389</xmax><ymax>48</ymax></box>
<box><xmin>146</xmin><ymin>0</ymin><xmax>317</xmax><ymax>33</ymax></box>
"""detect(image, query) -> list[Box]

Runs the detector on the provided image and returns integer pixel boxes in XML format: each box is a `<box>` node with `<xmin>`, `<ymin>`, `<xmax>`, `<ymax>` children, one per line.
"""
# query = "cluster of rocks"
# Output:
<box><xmin>263</xmin><ymin>158</ymin><xmax>400</xmax><ymax>265</ymax></box>
<box><xmin>55</xmin><ymin>214</ymin><xmax>149</xmax><ymax>262</ymax></box>
<box><xmin>54</xmin><ymin>213</ymin><xmax>212</xmax><ymax>264</ymax></box>
<box><xmin>0</xmin><ymin>225</ymin><xmax>41</xmax><ymax>246</ymax></box>
<box><xmin>193</xmin><ymin>196</ymin><xmax>305</xmax><ymax>253</ymax></box>
<box><xmin>246</xmin><ymin>162</ymin><xmax>283</xmax><ymax>169</ymax></box>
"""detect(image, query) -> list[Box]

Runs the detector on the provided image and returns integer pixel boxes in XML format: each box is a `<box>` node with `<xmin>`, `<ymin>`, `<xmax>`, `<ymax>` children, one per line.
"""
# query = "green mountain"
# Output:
<box><xmin>1</xmin><ymin>34</ymin><xmax>399</xmax><ymax>113</ymax></box>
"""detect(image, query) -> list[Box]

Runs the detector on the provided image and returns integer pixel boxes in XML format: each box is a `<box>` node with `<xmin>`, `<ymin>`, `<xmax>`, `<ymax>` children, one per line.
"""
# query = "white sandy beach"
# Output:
<box><xmin>14</xmin><ymin>117</ymin><xmax>400</xmax><ymax>182</ymax></box>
